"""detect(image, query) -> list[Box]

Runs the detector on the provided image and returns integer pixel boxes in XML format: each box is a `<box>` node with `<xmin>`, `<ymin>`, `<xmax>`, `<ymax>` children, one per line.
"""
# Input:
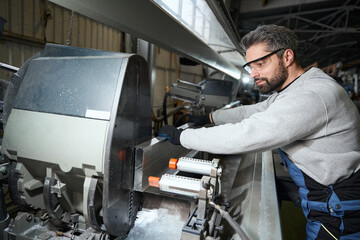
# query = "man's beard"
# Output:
<box><xmin>255</xmin><ymin>61</ymin><xmax>288</xmax><ymax>94</ymax></box>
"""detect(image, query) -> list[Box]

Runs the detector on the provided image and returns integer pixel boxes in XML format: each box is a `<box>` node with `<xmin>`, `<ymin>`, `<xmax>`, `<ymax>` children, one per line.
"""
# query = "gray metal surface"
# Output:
<box><xmin>134</xmin><ymin>137</ymin><xmax>190</xmax><ymax>192</ymax></box>
<box><xmin>48</xmin><ymin>0</ymin><xmax>242</xmax><ymax>79</ymax></box>
<box><xmin>102</xmin><ymin>49</ymin><xmax>152</xmax><ymax>237</ymax></box>
<box><xmin>227</xmin><ymin>151</ymin><xmax>282</xmax><ymax>240</ymax></box>
<box><xmin>13</xmin><ymin>56</ymin><xmax>123</xmax><ymax>119</ymax></box>
<box><xmin>259</xmin><ymin>151</ymin><xmax>282</xmax><ymax>239</ymax></box>
<box><xmin>170</xmin><ymin>78</ymin><xmax>235</xmax><ymax>109</ymax></box>
<box><xmin>0</xmin><ymin>62</ymin><xmax>19</xmax><ymax>72</ymax></box>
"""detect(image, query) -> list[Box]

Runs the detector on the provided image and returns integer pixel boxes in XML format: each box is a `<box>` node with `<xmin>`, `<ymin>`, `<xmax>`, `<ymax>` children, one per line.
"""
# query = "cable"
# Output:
<box><xmin>0</xmin><ymin>184</ymin><xmax>7</xmax><ymax>221</ymax></box>
<box><xmin>321</xmin><ymin>224</ymin><xmax>338</xmax><ymax>240</ymax></box>
<box><xmin>66</xmin><ymin>11</ymin><xmax>74</xmax><ymax>46</ymax></box>
<box><xmin>162</xmin><ymin>92</ymin><xmax>169</xmax><ymax>125</ymax></box>
<box><xmin>208</xmin><ymin>201</ymin><xmax>249</xmax><ymax>240</ymax></box>
<box><xmin>174</xmin><ymin>113</ymin><xmax>189</xmax><ymax>127</ymax></box>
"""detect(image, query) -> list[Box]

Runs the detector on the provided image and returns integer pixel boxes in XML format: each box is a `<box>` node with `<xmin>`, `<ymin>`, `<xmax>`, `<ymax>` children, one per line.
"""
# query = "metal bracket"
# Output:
<box><xmin>43</xmin><ymin>177</ymin><xmax>64</xmax><ymax>220</ymax></box>
<box><xmin>0</xmin><ymin>162</ymin><xmax>10</xmax><ymax>180</ymax></box>
<box><xmin>50</xmin><ymin>181</ymin><xmax>66</xmax><ymax>198</ymax></box>
<box><xmin>84</xmin><ymin>176</ymin><xmax>102</xmax><ymax>231</ymax></box>
<box><xmin>181</xmin><ymin>207</ymin><xmax>208</xmax><ymax>240</ymax></box>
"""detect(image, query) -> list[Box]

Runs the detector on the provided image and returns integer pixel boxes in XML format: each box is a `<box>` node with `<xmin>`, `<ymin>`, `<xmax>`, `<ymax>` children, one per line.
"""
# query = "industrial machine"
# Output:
<box><xmin>159</xmin><ymin>78</ymin><xmax>240</xmax><ymax>128</ymax></box>
<box><xmin>0</xmin><ymin>44</ymin><xmax>244</xmax><ymax>240</ymax></box>
<box><xmin>169</xmin><ymin>78</ymin><xmax>239</xmax><ymax>110</ymax></box>
<box><xmin>1</xmin><ymin>43</ymin><xmax>152</xmax><ymax>238</ymax></box>
<box><xmin>0</xmin><ymin>43</ymin><xmax>282</xmax><ymax>240</ymax></box>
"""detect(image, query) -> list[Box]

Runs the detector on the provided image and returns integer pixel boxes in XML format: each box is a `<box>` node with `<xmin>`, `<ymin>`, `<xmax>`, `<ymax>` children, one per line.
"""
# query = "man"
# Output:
<box><xmin>159</xmin><ymin>25</ymin><xmax>360</xmax><ymax>239</ymax></box>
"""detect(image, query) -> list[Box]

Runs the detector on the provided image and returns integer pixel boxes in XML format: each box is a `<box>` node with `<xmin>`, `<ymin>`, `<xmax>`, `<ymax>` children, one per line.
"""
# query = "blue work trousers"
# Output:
<box><xmin>278</xmin><ymin>149</ymin><xmax>360</xmax><ymax>240</ymax></box>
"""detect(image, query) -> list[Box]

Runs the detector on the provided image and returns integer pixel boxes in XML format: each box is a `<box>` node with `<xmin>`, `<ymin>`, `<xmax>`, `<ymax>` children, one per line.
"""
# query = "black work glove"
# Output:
<box><xmin>187</xmin><ymin>114</ymin><xmax>211</xmax><ymax>127</ymax></box>
<box><xmin>158</xmin><ymin>125</ymin><xmax>183</xmax><ymax>145</ymax></box>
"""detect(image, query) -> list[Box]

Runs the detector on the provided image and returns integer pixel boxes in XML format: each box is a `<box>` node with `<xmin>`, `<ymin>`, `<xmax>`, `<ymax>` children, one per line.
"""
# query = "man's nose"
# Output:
<box><xmin>250</xmin><ymin>68</ymin><xmax>259</xmax><ymax>78</ymax></box>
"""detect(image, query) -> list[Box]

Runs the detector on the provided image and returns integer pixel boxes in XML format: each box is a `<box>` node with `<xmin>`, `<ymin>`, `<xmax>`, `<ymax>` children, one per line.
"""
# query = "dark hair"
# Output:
<box><xmin>241</xmin><ymin>24</ymin><xmax>299</xmax><ymax>63</ymax></box>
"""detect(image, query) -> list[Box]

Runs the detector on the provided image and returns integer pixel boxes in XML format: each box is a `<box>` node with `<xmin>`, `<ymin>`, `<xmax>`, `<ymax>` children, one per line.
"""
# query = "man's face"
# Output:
<box><xmin>244</xmin><ymin>43</ymin><xmax>288</xmax><ymax>94</ymax></box>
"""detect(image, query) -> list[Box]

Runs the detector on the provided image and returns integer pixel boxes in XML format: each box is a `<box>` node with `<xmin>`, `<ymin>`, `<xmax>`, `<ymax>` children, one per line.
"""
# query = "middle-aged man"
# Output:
<box><xmin>159</xmin><ymin>24</ymin><xmax>360</xmax><ymax>239</ymax></box>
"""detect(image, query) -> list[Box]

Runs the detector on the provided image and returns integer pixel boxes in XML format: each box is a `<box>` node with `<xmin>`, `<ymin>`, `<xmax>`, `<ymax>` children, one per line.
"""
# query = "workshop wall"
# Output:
<box><xmin>0</xmin><ymin>0</ymin><xmax>123</xmax><ymax>81</ymax></box>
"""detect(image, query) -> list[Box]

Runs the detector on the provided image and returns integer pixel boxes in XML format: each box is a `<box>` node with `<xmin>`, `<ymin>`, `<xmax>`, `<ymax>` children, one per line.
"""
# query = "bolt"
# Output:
<box><xmin>215</xmin><ymin>225</ymin><xmax>224</xmax><ymax>233</ymax></box>
<box><xmin>202</xmin><ymin>182</ymin><xmax>209</xmax><ymax>189</ymax></box>
<box><xmin>222</xmin><ymin>201</ymin><xmax>230</xmax><ymax>208</ymax></box>
<box><xmin>0</xmin><ymin>166</ymin><xmax>7</xmax><ymax>175</ymax></box>
<box><xmin>217</xmin><ymin>167</ymin><xmax>222</xmax><ymax>176</ymax></box>
<box><xmin>26</xmin><ymin>214</ymin><xmax>33</xmax><ymax>222</ymax></box>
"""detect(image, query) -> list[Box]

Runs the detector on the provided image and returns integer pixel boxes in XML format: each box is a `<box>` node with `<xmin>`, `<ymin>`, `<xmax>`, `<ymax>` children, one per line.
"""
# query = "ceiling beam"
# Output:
<box><xmin>293</xmin><ymin>15</ymin><xmax>336</xmax><ymax>30</ymax></box>
<box><xmin>237</xmin><ymin>5</ymin><xmax>353</xmax><ymax>22</ymax></box>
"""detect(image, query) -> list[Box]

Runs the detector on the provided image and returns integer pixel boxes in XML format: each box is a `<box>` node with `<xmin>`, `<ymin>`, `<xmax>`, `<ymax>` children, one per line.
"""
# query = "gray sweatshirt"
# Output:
<box><xmin>180</xmin><ymin>67</ymin><xmax>360</xmax><ymax>185</ymax></box>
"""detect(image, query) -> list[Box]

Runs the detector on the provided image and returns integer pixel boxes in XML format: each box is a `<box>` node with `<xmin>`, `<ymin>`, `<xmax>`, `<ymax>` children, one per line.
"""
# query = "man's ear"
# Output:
<box><xmin>283</xmin><ymin>49</ymin><xmax>295</xmax><ymax>67</ymax></box>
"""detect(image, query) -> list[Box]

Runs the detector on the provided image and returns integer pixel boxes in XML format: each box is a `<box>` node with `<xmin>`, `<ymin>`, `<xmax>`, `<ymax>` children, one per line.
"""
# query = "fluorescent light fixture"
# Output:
<box><xmin>242</xmin><ymin>77</ymin><xmax>250</xmax><ymax>84</ymax></box>
<box><xmin>153</xmin><ymin>0</ymin><xmax>245</xmax><ymax>68</ymax></box>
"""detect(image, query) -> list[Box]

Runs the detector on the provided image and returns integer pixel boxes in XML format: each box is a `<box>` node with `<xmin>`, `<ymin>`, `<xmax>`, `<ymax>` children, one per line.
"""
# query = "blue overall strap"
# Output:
<box><xmin>277</xmin><ymin>149</ymin><xmax>312</xmax><ymax>216</ymax></box>
<box><xmin>332</xmin><ymin>168</ymin><xmax>360</xmax><ymax>240</ymax></box>
<box><xmin>277</xmin><ymin>149</ymin><xmax>360</xmax><ymax>240</ymax></box>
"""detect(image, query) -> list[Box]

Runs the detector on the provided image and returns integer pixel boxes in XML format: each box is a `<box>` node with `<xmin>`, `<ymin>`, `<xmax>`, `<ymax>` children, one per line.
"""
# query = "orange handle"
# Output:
<box><xmin>169</xmin><ymin>158</ymin><xmax>179</xmax><ymax>169</ymax></box>
<box><xmin>148</xmin><ymin>176</ymin><xmax>160</xmax><ymax>188</ymax></box>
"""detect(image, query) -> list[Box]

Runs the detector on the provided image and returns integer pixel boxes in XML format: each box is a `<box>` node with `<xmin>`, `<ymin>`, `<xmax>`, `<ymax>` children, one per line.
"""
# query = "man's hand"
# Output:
<box><xmin>187</xmin><ymin>114</ymin><xmax>211</xmax><ymax>127</ymax></box>
<box><xmin>158</xmin><ymin>125</ymin><xmax>183</xmax><ymax>145</ymax></box>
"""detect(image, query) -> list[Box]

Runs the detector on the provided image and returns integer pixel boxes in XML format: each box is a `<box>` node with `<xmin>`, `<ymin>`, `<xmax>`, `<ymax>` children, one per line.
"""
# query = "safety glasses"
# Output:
<box><xmin>243</xmin><ymin>48</ymin><xmax>285</xmax><ymax>74</ymax></box>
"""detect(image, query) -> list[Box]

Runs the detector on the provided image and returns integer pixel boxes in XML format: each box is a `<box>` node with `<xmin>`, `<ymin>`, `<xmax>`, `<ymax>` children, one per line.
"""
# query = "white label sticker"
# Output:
<box><xmin>85</xmin><ymin>109</ymin><xmax>111</xmax><ymax>120</ymax></box>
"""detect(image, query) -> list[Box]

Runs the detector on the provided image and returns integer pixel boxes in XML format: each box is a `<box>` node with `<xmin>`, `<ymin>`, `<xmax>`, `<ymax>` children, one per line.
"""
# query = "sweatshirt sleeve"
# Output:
<box><xmin>212</xmin><ymin>93</ymin><xmax>278</xmax><ymax>125</ymax></box>
<box><xmin>180</xmin><ymin>90</ymin><xmax>328</xmax><ymax>154</ymax></box>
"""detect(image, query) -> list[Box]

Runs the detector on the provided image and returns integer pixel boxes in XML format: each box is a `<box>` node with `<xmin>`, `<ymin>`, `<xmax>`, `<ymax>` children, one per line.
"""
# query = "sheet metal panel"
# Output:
<box><xmin>134</xmin><ymin>138</ymin><xmax>190</xmax><ymax>192</ymax></box>
<box><xmin>48</xmin><ymin>0</ymin><xmax>242</xmax><ymax>79</ymax></box>
<box><xmin>2</xmin><ymin>109</ymin><xmax>108</xmax><ymax>173</ymax></box>
<box><xmin>226</xmin><ymin>151</ymin><xmax>282</xmax><ymax>240</ymax></box>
